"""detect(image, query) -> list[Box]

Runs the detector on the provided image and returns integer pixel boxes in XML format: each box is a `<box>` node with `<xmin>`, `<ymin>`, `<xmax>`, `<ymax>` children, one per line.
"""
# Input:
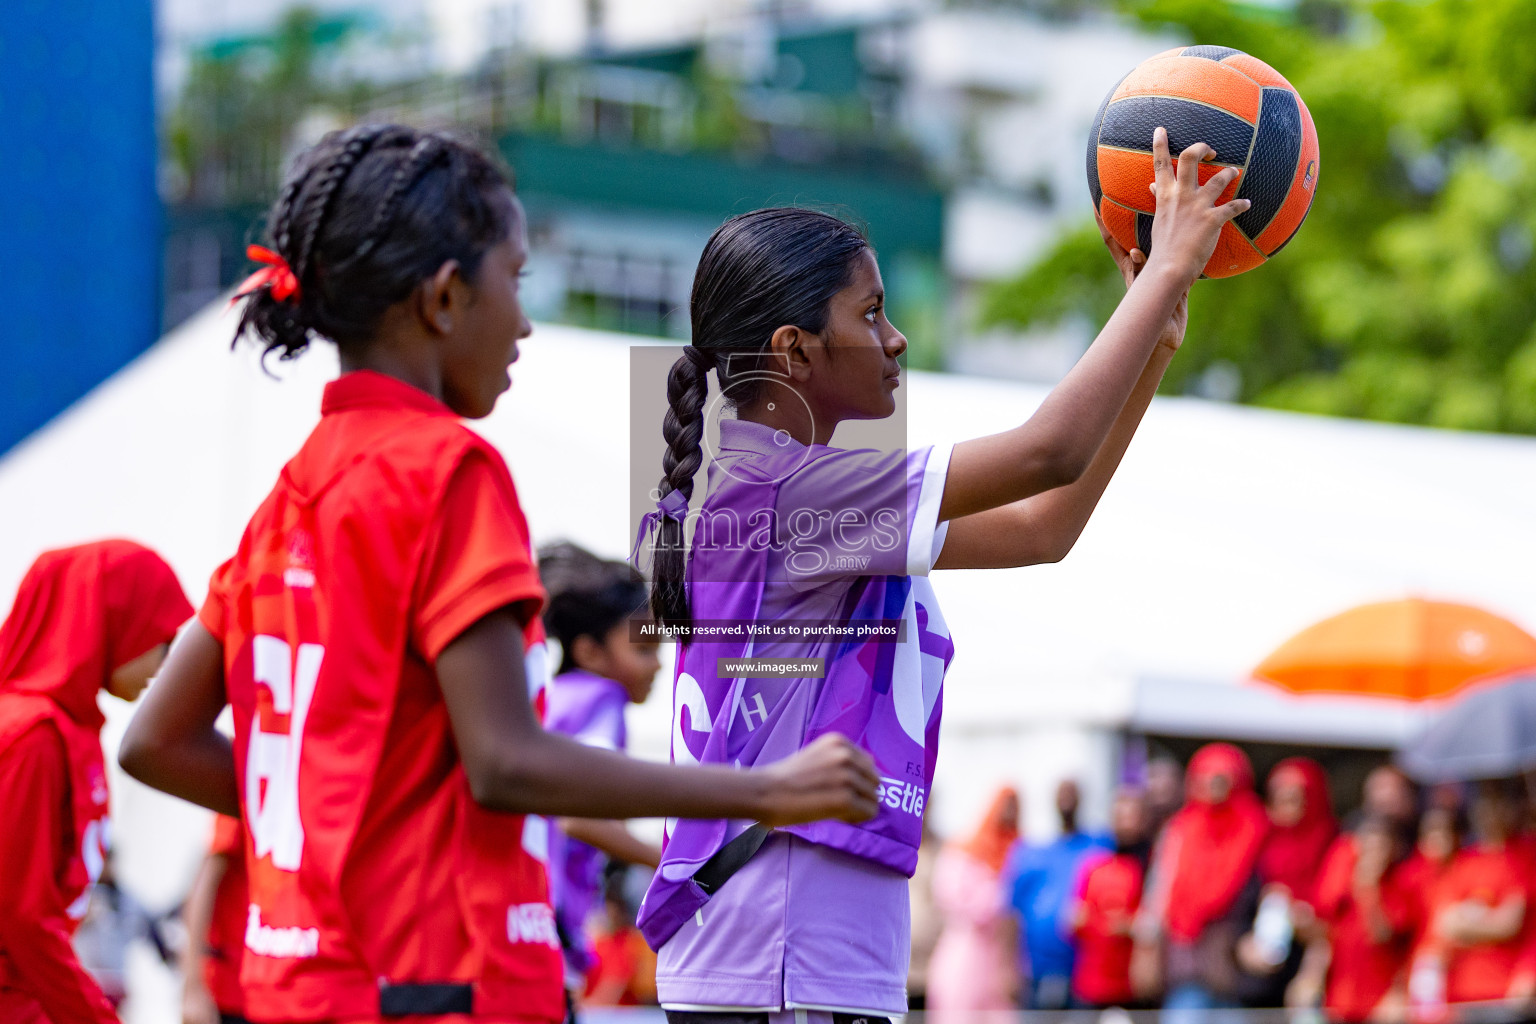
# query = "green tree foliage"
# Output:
<box><xmin>979</xmin><ymin>0</ymin><xmax>1536</xmax><ymax>432</ymax></box>
<box><xmin>165</xmin><ymin>8</ymin><xmax>370</xmax><ymax>204</ymax></box>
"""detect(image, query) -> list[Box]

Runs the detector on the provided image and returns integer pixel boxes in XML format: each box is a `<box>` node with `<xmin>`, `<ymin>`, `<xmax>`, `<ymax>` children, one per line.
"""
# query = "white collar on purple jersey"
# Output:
<box><xmin>716</xmin><ymin>416</ymin><xmax>806</xmax><ymax>457</ymax></box>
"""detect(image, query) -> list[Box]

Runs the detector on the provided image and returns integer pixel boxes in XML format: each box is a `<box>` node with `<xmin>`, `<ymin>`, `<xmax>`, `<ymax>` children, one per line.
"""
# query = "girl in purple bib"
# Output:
<box><xmin>539</xmin><ymin>543</ymin><xmax>664</xmax><ymax>998</ymax></box>
<box><xmin>639</xmin><ymin>130</ymin><xmax>1250</xmax><ymax>1018</ymax></box>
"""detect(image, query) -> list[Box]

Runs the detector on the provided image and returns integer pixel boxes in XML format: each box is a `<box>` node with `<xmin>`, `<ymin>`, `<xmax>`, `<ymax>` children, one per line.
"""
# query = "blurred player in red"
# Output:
<box><xmin>581</xmin><ymin>868</ymin><xmax>658</xmax><ymax>1007</ymax></box>
<box><xmin>118</xmin><ymin>124</ymin><xmax>878</xmax><ymax>1024</ymax></box>
<box><xmin>1410</xmin><ymin>782</ymin><xmax>1528</xmax><ymax>1018</ymax></box>
<box><xmin>1310</xmin><ymin>815</ymin><xmax>1419</xmax><ymax>1023</ymax></box>
<box><xmin>0</xmin><ymin>540</ymin><xmax>191</xmax><ymax>1024</ymax></box>
<box><xmin>180</xmin><ymin>814</ymin><xmax>248</xmax><ymax>1024</ymax></box>
<box><xmin>1069</xmin><ymin>788</ymin><xmax>1151</xmax><ymax>1009</ymax></box>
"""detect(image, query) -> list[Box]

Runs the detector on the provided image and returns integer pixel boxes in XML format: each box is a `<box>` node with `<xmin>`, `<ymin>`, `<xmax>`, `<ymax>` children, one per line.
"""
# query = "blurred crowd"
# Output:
<box><xmin>911</xmin><ymin>746</ymin><xmax>1536</xmax><ymax>1023</ymax></box>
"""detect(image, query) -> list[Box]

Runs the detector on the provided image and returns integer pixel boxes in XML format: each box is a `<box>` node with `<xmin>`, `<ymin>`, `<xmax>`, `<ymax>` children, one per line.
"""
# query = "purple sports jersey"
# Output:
<box><xmin>544</xmin><ymin>669</ymin><xmax>630</xmax><ymax>980</ymax></box>
<box><xmin>638</xmin><ymin>418</ymin><xmax>954</xmax><ymax>1012</ymax></box>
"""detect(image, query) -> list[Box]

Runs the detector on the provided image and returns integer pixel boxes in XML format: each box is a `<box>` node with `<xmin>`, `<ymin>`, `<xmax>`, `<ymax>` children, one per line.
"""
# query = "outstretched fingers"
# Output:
<box><xmin>1176</xmin><ymin>142</ymin><xmax>1215</xmax><ymax>190</ymax></box>
<box><xmin>1151</xmin><ymin>127</ymin><xmax>1174</xmax><ymax>195</ymax></box>
<box><xmin>1199</xmin><ymin>165</ymin><xmax>1242</xmax><ymax>202</ymax></box>
<box><xmin>1216</xmin><ymin>196</ymin><xmax>1252</xmax><ymax>224</ymax></box>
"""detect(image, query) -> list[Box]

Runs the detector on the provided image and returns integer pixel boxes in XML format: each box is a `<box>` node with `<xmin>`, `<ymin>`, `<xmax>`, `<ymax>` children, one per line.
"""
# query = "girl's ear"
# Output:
<box><xmin>768</xmin><ymin>324</ymin><xmax>814</xmax><ymax>382</ymax></box>
<box><xmin>570</xmin><ymin>633</ymin><xmax>606</xmax><ymax>675</ymax></box>
<box><xmin>416</xmin><ymin>259</ymin><xmax>462</xmax><ymax>336</ymax></box>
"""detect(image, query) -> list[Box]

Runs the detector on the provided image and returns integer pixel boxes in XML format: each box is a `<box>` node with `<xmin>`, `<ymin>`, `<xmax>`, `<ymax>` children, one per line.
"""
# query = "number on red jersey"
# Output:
<box><xmin>247</xmin><ymin>635</ymin><xmax>324</xmax><ymax>871</ymax></box>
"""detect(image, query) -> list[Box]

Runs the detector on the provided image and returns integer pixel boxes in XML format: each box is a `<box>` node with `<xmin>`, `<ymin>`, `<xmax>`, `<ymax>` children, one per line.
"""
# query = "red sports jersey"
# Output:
<box><xmin>1415</xmin><ymin>845</ymin><xmax>1529</xmax><ymax>1005</ymax></box>
<box><xmin>0</xmin><ymin>541</ymin><xmax>189</xmax><ymax>1024</ymax></box>
<box><xmin>199</xmin><ymin>371</ymin><xmax>562</xmax><ymax>1022</ymax></box>
<box><xmin>205</xmin><ymin>814</ymin><xmax>249</xmax><ymax>1016</ymax></box>
<box><xmin>1315</xmin><ymin>836</ymin><xmax>1418</xmax><ymax>1023</ymax></box>
<box><xmin>1070</xmin><ymin>850</ymin><xmax>1143</xmax><ymax>1007</ymax></box>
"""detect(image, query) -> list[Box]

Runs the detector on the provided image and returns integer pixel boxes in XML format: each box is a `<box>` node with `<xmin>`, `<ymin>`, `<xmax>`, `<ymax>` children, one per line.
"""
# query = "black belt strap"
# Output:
<box><xmin>693</xmin><ymin>823</ymin><xmax>772</xmax><ymax>896</ymax></box>
<box><xmin>379</xmin><ymin>981</ymin><xmax>473</xmax><ymax>1015</ymax></box>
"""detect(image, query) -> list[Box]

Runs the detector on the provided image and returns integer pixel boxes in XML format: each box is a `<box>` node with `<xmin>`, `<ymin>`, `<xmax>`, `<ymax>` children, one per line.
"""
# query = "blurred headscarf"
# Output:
<box><xmin>1161</xmin><ymin>743</ymin><xmax>1270</xmax><ymax>942</ymax></box>
<box><xmin>958</xmin><ymin>786</ymin><xmax>1020</xmax><ymax>875</ymax></box>
<box><xmin>0</xmin><ymin>541</ymin><xmax>191</xmax><ymax>916</ymax></box>
<box><xmin>0</xmin><ymin>540</ymin><xmax>190</xmax><ymax>731</ymax></box>
<box><xmin>1258</xmin><ymin>757</ymin><xmax>1337</xmax><ymax>905</ymax></box>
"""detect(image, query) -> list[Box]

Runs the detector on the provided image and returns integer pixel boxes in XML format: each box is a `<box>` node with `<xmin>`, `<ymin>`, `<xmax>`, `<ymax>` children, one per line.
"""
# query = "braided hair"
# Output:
<box><xmin>650</xmin><ymin>208</ymin><xmax>870</xmax><ymax>629</ymax></box>
<box><xmin>235</xmin><ymin>124</ymin><xmax>514</xmax><ymax>361</ymax></box>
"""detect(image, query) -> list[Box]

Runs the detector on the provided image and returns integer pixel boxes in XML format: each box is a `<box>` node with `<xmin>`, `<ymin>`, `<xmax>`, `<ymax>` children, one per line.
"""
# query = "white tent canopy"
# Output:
<box><xmin>3</xmin><ymin>302</ymin><xmax>1536</xmax><ymax>910</ymax></box>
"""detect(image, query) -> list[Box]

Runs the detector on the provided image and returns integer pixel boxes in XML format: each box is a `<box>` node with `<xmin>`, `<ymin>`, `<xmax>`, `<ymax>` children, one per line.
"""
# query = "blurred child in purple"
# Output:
<box><xmin>540</xmin><ymin>543</ymin><xmax>664</xmax><ymax>1002</ymax></box>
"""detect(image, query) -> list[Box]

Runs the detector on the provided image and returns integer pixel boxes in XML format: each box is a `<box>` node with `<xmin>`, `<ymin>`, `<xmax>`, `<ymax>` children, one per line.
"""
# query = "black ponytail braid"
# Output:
<box><xmin>234</xmin><ymin>124</ymin><xmax>515</xmax><ymax>363</ymax></box>
<box><xmin>649</xmin><ymin>208</ymin><xmax>870</xmax><ymax>629</ymax></box>
<box><xmin>650</xmin><ymin>346</ymin><xmax>713</xmax><ymax>627</ymax></box>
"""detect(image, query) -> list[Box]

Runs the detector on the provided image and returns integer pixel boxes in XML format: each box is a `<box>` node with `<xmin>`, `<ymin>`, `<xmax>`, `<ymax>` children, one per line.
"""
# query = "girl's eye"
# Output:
<box><xmin>865</xmin><ymin>307</ymin><xmax>880</xmax><ymax>324</ymax></box>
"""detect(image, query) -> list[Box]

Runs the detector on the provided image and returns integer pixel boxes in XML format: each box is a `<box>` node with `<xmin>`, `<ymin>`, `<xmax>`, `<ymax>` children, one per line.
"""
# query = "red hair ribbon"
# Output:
<box><xmin>232</xmin><ymin>244</ymin><xmax>301</xmax><ymax>305</ymax></box>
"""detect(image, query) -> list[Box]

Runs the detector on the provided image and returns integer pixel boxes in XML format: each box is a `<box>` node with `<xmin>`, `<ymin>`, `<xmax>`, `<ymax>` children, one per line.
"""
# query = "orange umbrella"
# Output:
<box><xmin>1254</xmin><ymin>599</ymin><xmax>1536</xmax><ymax>702</ymax></box>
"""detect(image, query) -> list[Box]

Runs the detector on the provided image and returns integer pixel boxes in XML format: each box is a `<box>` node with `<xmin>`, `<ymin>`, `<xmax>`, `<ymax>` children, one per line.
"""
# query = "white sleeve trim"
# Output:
<box><xmin>906</xmin><ymin>442</ymin><xmax>953</xmax><ymax>577</ymax></box>
<box><xmin>575</xmin><ymin>731</ymin><xmax>619</xmax><ymax>750</ymax></box>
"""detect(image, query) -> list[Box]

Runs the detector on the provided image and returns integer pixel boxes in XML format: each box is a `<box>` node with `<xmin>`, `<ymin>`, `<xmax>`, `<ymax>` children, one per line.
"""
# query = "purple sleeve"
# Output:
<box><xmin>774</xmin><ymin>443</ymin><xmax>952</xmax><ymax>585</ymax></box>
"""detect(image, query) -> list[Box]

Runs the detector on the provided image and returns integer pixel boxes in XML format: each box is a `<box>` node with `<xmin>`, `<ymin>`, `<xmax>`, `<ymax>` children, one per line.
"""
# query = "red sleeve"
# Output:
<box><xmin>1314</xmin><ymin>837</ymin><xmax>1355</xmax><ymax>923</ymax></box>
<box><xmin>1073</xmin><ymin>860</ymin><xmax>1104</xmax><ymax>939</ymax></box>
<box><xmin>1377</xmin><ymin>871</ymin><xmax>1419</xmax><ymax>936</ymax></box>
<box><xmin>0</xmin><ymin>724</ymin><xmax>118</xmax><ymax>1024</ymax></box>
<box><xmin>209</xmin><ymin>813</ymin><xmax>243</xmax><ymax>857</ymax></box>
<box><xmin>410</xmin><ymin>449</ymin><xmax>546</xmax><ymax>662</ymax></box>
<box><xmin>197</xmin><ymin>557</ymin><xmax>236</xmax><ymax>642</ymax></box>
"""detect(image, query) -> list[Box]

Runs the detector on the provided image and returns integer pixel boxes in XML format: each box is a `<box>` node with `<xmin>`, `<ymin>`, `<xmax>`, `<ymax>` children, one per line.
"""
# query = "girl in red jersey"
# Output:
<box><xmin>1413</xmin><ymin>782</ymin><xmax>1529</xmax><ymax>1013</ymax></box>
<box><xmin>1071</xmin><ymin>789</ymin><xmax>1153</xmax><ymax>1010</ymax></box>
<box><xmin>0</xmin><ymin>540</ymin><xmax>192</xmax><ymax>1024</ymax></box>
<box><xmin>1308</xmin><ymin>815</ymin><xmax>1419</xmax><ymax>1023</ymax></box>
<box><xmin>117</xmin><ymin>124</ymin><xmax>879</xmax><ymax>1024</ymax></box>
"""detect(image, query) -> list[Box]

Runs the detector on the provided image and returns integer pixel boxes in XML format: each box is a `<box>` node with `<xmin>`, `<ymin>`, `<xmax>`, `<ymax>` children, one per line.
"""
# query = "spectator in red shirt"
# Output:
<box><xmin>582</xmin><ymin>871</ymin><xmax>657</xmax><ymax>1007</ymax></box>
<box><xmin>1154</xmin><ymin>743</ymin><xmax>1271</xmax><ymax>1014</ymax></box>
<box><xmin>1404</xmin><ymin>804</ymin><xmax>1465</xmax><ymax>907</ymax></box>
<box><xmin>1309</xmin><ymin>815</ymin><xmax>1418</xmax><ymax>1023</ymax></box>
<box><xmin>1360</xmin><ymin>766</ymin><xmax>1421</xmax><ymax>836</ymax></box>
<box><xmin>1510</xmin><ymin>775</ymin><xmax>1536</xmax><ymax>1013</ymax></box>
<box><xmin>1415</xmin><ymin>782</ymin><xmax>1528</xmax><ymax>1012</ymax></box>
<box><xmin>1260</xmin><ymin>758</ymin><xmax>1338</xmax><ymax>910</ymax></box>
<box><xmin>1070</xmin><ymin>788</ymin><xmax>1151</xmax><ymax>1008</ymax></box>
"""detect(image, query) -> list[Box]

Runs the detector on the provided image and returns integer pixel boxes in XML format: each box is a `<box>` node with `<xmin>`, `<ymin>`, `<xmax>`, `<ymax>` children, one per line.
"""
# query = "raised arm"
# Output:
<box><xmin>437</xmin><ymin>607</ymin><xmax>878</xmax><ymax>826</ymax></box>
<box><xmin>938</xmin><ymin>222</ymin><xmax>1185</xmax><ymax>569</ymax></box>
<box><xmin>938</xmin><ymin>128</ymin><xmax>1247</xmax><ymax>523</ymax></box>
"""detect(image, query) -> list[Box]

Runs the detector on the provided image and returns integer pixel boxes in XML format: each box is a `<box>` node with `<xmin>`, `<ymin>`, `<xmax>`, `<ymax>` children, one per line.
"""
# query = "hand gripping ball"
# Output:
<box><xmin>1087</xmin><ymin>45</ymin><xmax>1320</xmax><ymax>278</ymax></box>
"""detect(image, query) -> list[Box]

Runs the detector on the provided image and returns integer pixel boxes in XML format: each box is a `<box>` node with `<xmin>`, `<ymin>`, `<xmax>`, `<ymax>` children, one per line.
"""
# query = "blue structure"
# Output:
<box><xmin>0</xmin><ymin>0</ymin><xmax>159</xmax><ymax>455</ymax></box>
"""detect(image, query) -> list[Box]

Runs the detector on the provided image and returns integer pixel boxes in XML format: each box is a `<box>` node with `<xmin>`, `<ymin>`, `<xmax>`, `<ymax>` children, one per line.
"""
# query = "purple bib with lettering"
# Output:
<box><xmin>636</xmin><ymin>428</ymin><xmax>953</xmax><ymax>949</ymax></box>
